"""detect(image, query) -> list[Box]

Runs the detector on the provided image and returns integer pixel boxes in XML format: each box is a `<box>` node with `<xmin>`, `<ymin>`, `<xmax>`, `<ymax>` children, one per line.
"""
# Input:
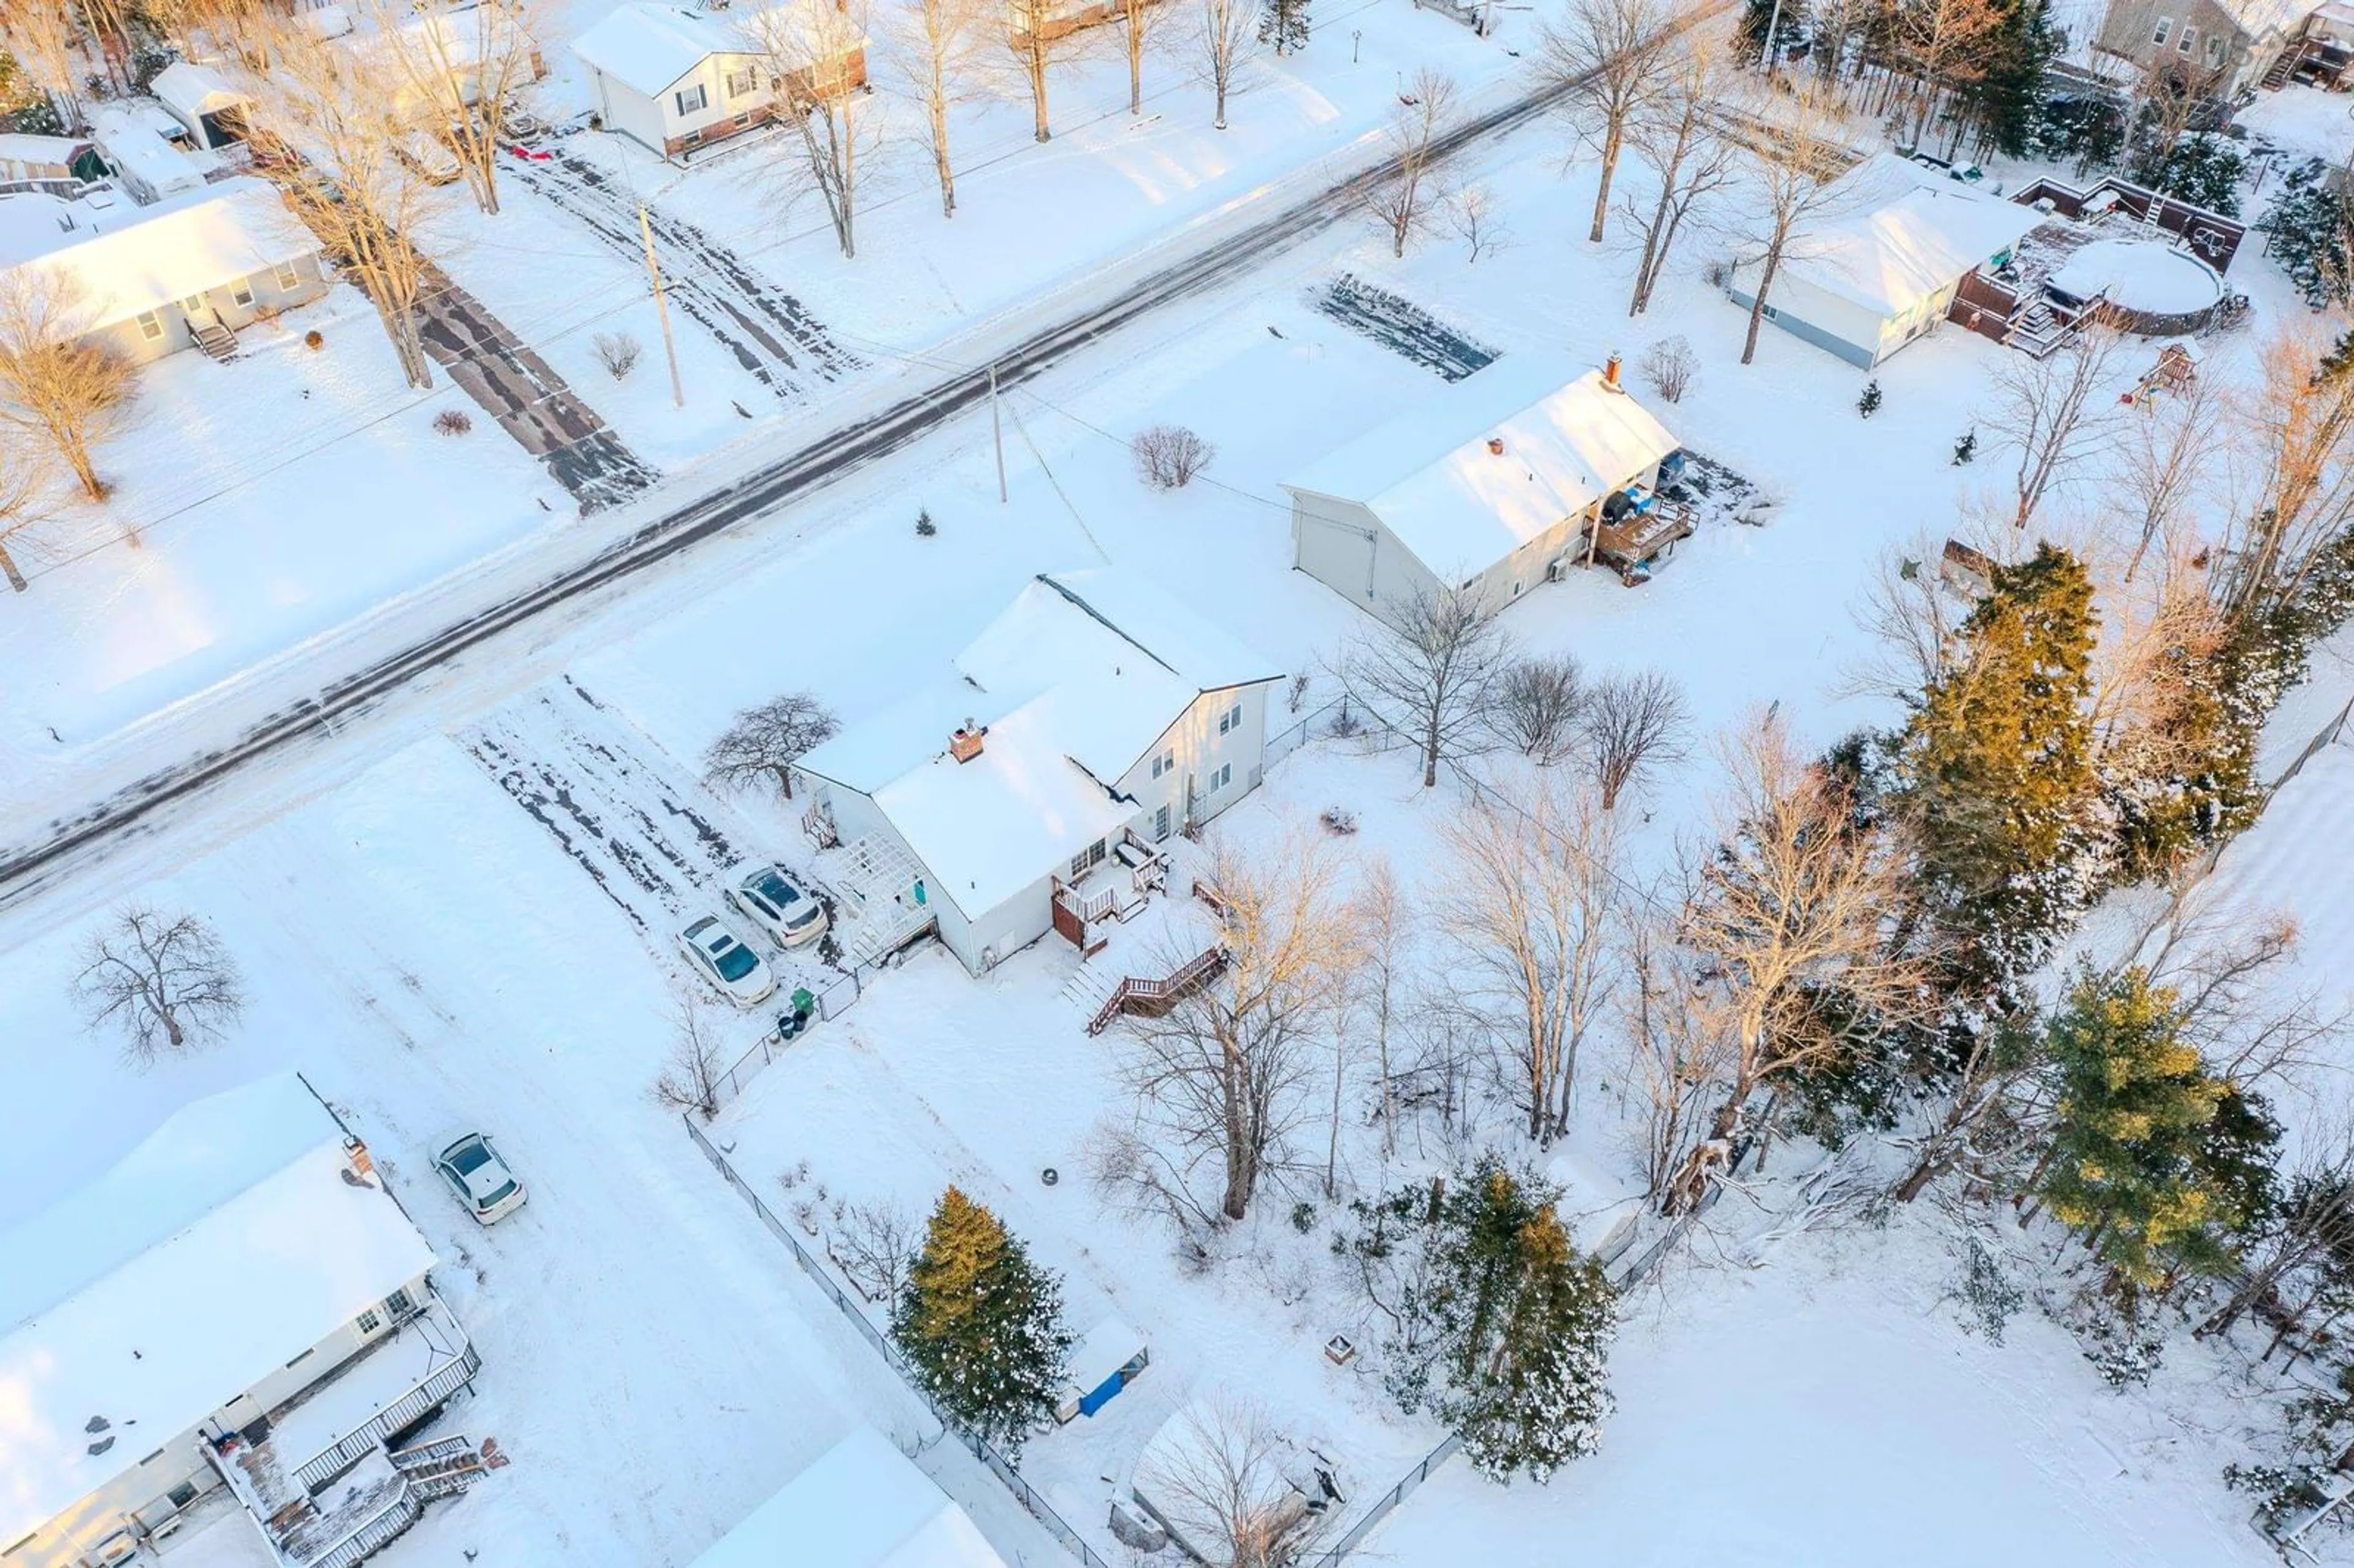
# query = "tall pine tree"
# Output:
<box><xmin>1895</xmin><ymin>542</ymin><xmax>2100</xmax><ymax>999</ymax></box>
<box><xmin>1390</xmin><ymin>1159</ymin><xmax>1618</xmax><ymax>1481</ymax></box>
<box><xmin>893</xmin><ymin>1187</ymin><xmax>1071</xmax><ymax>1458</ymax></box>
<box><xmin>1259</xmin><ymin>0</ymin><xmax>1309</xmax><ymax>55</ymax></box>
<box><xmin>2036</xmin><ymin>965</ymin><xmax>2236</xmax><ymax>1290</ymax></box>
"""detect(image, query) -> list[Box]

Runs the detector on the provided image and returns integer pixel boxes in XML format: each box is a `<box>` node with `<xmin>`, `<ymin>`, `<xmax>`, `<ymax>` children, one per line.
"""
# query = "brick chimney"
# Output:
<box><xmin>948</xmin><ymin>720</ymin><xmax>985</xmax><ymax>763</ymax></box>
<box><xmin>1602</xmin><ymin>353</ymin><xmax>1623</xmax><ymax>392</ymax></box>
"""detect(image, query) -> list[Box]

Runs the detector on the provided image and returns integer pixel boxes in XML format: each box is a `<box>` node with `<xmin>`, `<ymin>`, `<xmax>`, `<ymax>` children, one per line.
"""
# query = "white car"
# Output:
<box><xmin>435</xmin><ymin>1132</ymin><xmax>527</xmax><ymax>1225</ymax></box>
<box><xmin>729</xmin><ymin>864</ymin><xmax>829</xmax><ymax>949</ymax></box>
<box><xmin>678</xmin><ymin>913</ymin><xmax>776</xmax><ymax>1006</ymax></box>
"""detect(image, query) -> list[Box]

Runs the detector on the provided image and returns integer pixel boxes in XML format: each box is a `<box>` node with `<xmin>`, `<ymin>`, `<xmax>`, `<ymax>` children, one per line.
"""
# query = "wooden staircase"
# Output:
<box><xmin>192</xmin><ymin>320</ymin><xmax>238</xmax><ymax>360</ymax></box>
<box><xmin>388</xmin><ymin>1434</ymin><xmax>486</xmax><ymax>1501</ymax></box>
<box><xmin>2262</xmin><ymin>44</ymin><xmax>2306</xmax><ymax>90</ymax></box>
<box><xmin>1085</xmin><ymin>945</ymin><xmax>1228</xmax><ymax>1036</ymax></box>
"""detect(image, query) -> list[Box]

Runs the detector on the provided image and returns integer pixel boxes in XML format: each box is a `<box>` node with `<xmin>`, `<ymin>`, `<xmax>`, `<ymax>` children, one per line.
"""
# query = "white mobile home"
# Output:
<box><xmin>1</xmin><ymin>177</ymin><xmax>328</xmax><ymax>363</ymax></box>
<box><xmin>83</xmin><ymin>104</ymin><xmax>207</xmax><ymax>205</ymax></box>
<box><xmin>798</xmin><ymin>568</ymin><xmax>1283</xmax><ymax>973</ymax></box>
<box><xmin>572</xmin><ymin>0</ymin><xmax>867</xmax><ymax>161</ymax></box>
<box><xmin>0</xmin><ymin>1075</ymin><xmax>480</xmax><ymax>1568</ymax></box>
<box><xmin>1727</xmin><ymin>154</ymin><xmax>2041</xmax><ymax>369</ymax></box>
<box><xmin>149</xmin><ymin>62</ymin><xmax>253</xmax><ymax>150</ymax></box>
<box><xmin>1284</xmin><ymin>352</ymin><xmax>1683</xmax><ymax>625</ymax></box>
<box><xmin>691</xmin><ymin>1426</ymin><xmax>1009</xmax><ymax>1567</ymax></box>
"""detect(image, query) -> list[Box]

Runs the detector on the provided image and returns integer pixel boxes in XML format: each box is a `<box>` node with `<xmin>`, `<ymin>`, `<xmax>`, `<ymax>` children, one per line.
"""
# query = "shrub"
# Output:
<box><xmin>915</xmin><ymin>508</ymin><xmax>937</xmax><ymax>538</ymax></box>
<box><xmin>303</xmin><ymin>329</ymin><xmax>324</xmax><ymax>351</ymax></box>
<box><xmin>433</xmin><ymin>408</ymin><xmax>473</xmax><ymax>436</ymax></box>
<box><xmin>1639</xmin><ymin>335</ymin><xmax>1697</xmax><ymax>403</ymax></box>
<box><xmin>1132</xmin><ymin>425</ymin><xmax>1215</xmax><ymax>489</ymax></box>
<box><xmin>592</xmin><ymin>330</ymin><xmax>643</xmax><ymax>381</ymax></box>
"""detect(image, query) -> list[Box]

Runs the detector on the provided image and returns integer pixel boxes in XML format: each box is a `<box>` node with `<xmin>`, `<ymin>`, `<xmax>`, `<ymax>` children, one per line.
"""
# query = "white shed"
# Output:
<box><xmin>798</xmin><ymin>567</ymin><xmax>1282</xmax><ymax>973</ymax></box>
<box><xmin>1283</xmin><ymin>352</ymin><xmax>1683</xmax><ymax>625</ymax></box>
<box><xmin>150</xmin><ymin>62</ymin><xmax>253</xmax><ymax>150</ymax></box>
<box><xmin>690</xmin><ymin>1426</ymin><xmax>1008</xmax><ymax>1567</ymax></box>
<box><xmin>1727</xmin><ymin>154</ymin><xmax>2041</xmax><ymax>368</ymax></box>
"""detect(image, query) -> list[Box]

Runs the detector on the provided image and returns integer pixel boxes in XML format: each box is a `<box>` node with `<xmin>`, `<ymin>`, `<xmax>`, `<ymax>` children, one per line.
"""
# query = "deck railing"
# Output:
<box><xmin>1085</xmin><ymin>945</ymin><xmax>1228</xmax><ymax>1035</ymax></box>
<box><xmin>291</xmin><ymin>1341</ymin><xmax>482</xmax><ymax>1491</ymax></box>
<box><xmin>300</xmin><ymin>1480</ymin><xmax>423</xmax><ymax>1568</ymax></box>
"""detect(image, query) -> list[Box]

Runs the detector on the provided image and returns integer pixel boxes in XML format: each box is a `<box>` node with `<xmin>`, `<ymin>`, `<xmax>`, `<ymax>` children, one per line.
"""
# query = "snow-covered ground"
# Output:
<box><xmin>10</xmin><ymin>20</ymin><xmax>2354</xmax><ymax>1568</ymax></box>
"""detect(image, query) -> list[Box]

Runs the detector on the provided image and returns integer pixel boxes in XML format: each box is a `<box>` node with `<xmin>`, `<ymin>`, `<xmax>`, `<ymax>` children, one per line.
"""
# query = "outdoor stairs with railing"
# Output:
<box><xmin>1084</xmin><ymin>945</ymin><xmax>1228</xmax><ymax>1036</ymax></box>
<box><xmin>1057</xmin><ymin>961</ymin><xmax>1122</xmax><ymax>1018</ymax></box>
<box><xmin>389</xmin><ymin>1434</ymin><xmax>487</xmax><ymax>1500</ymax></box>
<box><xmin>837</xmin><ymin>834</ymin><xmax>935</xmax><ymax>967</ymax></box>
<box><xmin>2263</xmin><ymin>43</ymin><xmax>2306</xmax><ymax>89</ymax></box>
<box><xmin>292</xmin><ymin>1341</ymin><xmax>484</xmax><ymax>1490</ymax></box>
<box><xmin>2006</xmin><ymin>299</ymin><xmax>2068</xmax><ymax>359</ymax></box>
<box><xmin>192</xmin><ymin>321</ymin><xmax>238</xmax><ymax>360</ymax></box>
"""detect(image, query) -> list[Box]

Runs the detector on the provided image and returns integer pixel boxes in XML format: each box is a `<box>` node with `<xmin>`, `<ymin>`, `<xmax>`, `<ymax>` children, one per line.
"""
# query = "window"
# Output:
<box><xmin>1068</xmin><ymin>839</ymin><xmax>1107</xmax><ymax>878</ymax></box>
<box><xmin>1216</xmin><ymin>700</ymin><xmax>1243</xmax><ymax>736</ymax></box>
<box><xmin>1208</xmin><ymin>762</ymin><xmax>1233</xmax><ymax>793</ymax></box>
<box><xmin>231</xmin><ymin>283</ymin><xmax>254</xmax><ymax>308</ymax></box>
<box><xmin>2177</xmin><ymin>23</ymin><xmax>2196</xmax><ymax>53</ymax></box>
<box><xmin>675</xmin><ymin>83</ymin><xmax>708</xmax><ymax>116</ymax></box>
<box><xmin>275</xmin><ymin>261</ymin><xmax>300</xmax><ymax>289</ymax></box>
<box><xmin>134</xmin><ymin>310</ymin><xmax>164</xmax><ymax>341</ymax></box>
<box><xmin>1149</xmin><ymin>748</ymin><xmax>1174</xmax><ymax>779</ymax></box>
<box><xmin>725</xmin><ymin>65</ymin><xmax>759</xmax><ymax>97</ymax></box>
<box><xmin>182</xmin><ymin>295</ymin><xmax>204</xmax><ymax>314</ymax></box>
<box><xmin>166</xmin><ymin>1482</ymin><xmax>199</xmax><ymax>1511</ymax></box>
<box><xmin>2206</xmin><ymin>33</ymin><xmax>2223</xmax><ymax>64</ymax></box>
<box><xmin>383</xmin><ymin>1286</ymin><xmax>416</xmax><ymax>1319</ymax></box>
<box><xmin>2151</xmin><ymin>15</ymin><xmax>2172</xmax><ymax>44</ymax></box>
<box><xmin>356</xmin><ymin>1307</ymin><xmax>383</xmax><ymax>1335</ymax></box>
<box><xmin>1154</xmin><ymin>804</ymin><xmax>1171</xmax><ymax>840</ymax></box>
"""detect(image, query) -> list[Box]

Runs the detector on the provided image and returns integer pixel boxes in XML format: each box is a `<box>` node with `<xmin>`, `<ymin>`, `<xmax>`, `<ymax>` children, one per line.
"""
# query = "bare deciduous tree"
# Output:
<box><xmin>0</xmin><ymin>270</ymin><xmax>131</xmax><ymax>501</ymax></box>
<box><xmin>1983</xmin><ymin>322</ymin><xmax>2126</xmax><ymax>530</ymax></box>
<box><xmin>1887</xmin><ymin>0</ymin><xmax>2006</xmax><ymax>150</ymax></box>
<box><xmin>894</xmin><ymin>0</ymin><xmax>986</xmax><ymax>215</ymax></box>
<box><xmin>1119</xmin><ymin>834</ymin><xmax>1359</xmax><ymax>1221</ymax></box>
<box><xmin>253</xmin><ymin>28</ymin><xmax>443</xmax><ymax>389</ymax></box>
<box><xmin>73</xmin><ymin>906</ymin><xmax>245</xmax><ymax>1065</ymax></box>
<box><xmin>1667</xmin><ymin>711</ymin><xmax>1929</xmax><ymax>1211</ymax></box>
<box><xmin>1444</xmin><ymin>182</ymin><xmax>1512</xmax><ymax>263</ymax></box>
<box><xmin>653</xmin><ymin>987</ymin><xmax>729</xmax><ymax>1118</ymax></box>
<box><xmin>2218</xmin><ymin>322</ymin><xmax>2354</xmax><ymax>625</ymax></box>
<box><xmin>1006</xmin><ymin>0</ymin><xmax>1083</xmax><ymax>142</ymax></box>
<box><xmin>1363</xmin><ymin>69</ymin><xmax>1457</xmax><ymax>256</ymax></box>
<box><xmin>1623</xmin><ymin>26</ymin><xmax>1735</xmax><ymax>314</ymax></box>
<box><xmin>0</xmin><ymin>433</ymin><xmax>47</xmax><ymax>591</ymax></box>
<box><xmin>1354</xmin><ymin>853</ymin><xmax>1410</xmax><ymax>1162</ymax></box>
<box><xmin>0</xmin><ymin>1</ymin><xmax>85</xmax><ymax>131</ymax></box>
<box><xmin>833</xmin><ymin>1198</ymin><xmax>920</xmax><ymax>1304</ymax></box>
<box><xmin>1133</xmin><ymin>424</ymin><xmax>1216</xmax><ymax>487</ymax></box>
<box><xmin>1490</xmin><ymin>653</ymin><xmax>1586</xmax><ymax>763</ymax></box>
<box><xmin>1620</xmin><ymin>894</ymin><xmax>1729</xmax><ymax>1203</ymax></box>
<box><xmin>2106</xmin><ymin>374</ymin><xmax>2218</xmax><ymax>583</ymax></box>
<box><xmin>1637</xmin><ymin>334</ymin><xmax>1697</xmax><ymax>402</ymax></box>
<box><xmin>365</xmin><ymin>0</ymin><xmax>544</xmax><ymax>217</ymax></box>
<box><xmin>1540</xmin><ymin>0</ymin><xmax>1675</xmax><ymax>243</ymax></box>
<box><xmin>592</xmin><ymin>330</ymin><xmax>643</xmax><ymax>380</ymax></box>
<box><xmin>1441</xmin><ymin>775</ymin><xmax>1626</xmax><ymax>1144</ymax></box>
<box><xmin>1334</xmin><ymin>585</ymin><xmax>1514</xmax><ymax>788</ymax></box>
<box><xmin>1121</xmin><ymin>0</ymin><xmax>1176</xmax><ymax>113</ymax></box>
<box><xmin>1579</xmin><ymin>668</ymin><xmax>1688</xmax><ymax>810</ymax></box>
<box><xmin>1197</xmin><ymin>0</ymin><xmax>1259</xmax><ymax>130</ymax></box>
<box><xmin>704</xmin><ymin>692</ymin><xmax>841</xmax><ymax>801</ymax></box>
<box><xmin>1733</xmin><ymin>78</ymin><xmax>1857</xmax><ymax>366</ymax></box>
<box><xmin>1132</xmin><ymin>1393</ymin><xmax>1335</xmax><ymax>1567</ymax></box>
<box><xmin>748</xmin><ymin>0</ymin><xmax>880</xmax><ymax>259</ymax></box>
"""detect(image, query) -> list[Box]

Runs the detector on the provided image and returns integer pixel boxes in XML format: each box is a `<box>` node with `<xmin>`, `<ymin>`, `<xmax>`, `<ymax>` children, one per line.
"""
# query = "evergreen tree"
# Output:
<box><xmin>893</xmin><ymin>1187</ymin><xmax>1072</xmax><ymax>1458</ymax></box>
<box><xmin>1737</xmin><ymin>0</ymin><xmax>1806</xmax><ymax>63</ymax></box>
<box><xmin>1381</xmin><ymin>1159</ymin><xmax>1618</xmax><ymax>1481</ymax></box>
<box><xmin>1894</xmin><ymin>544</ymin><xmax>2100</xmax><ymax>998</ymax></box>
<box><xmin>2035</xmin><ymin>88</ymin><xmax>2126</xmax><ymax>174</ymax></box>
<box><xmin>2101</xmin><ymin>629</ymin><xmax>2261</xmax><ymax>880</ymax></box>
<box><xmin>2036</xmin><ymin>965</ymin><xmax>2236</xmax><ymax>1289</ymax></box>
<box><xmin>2130</xmin><ymin>131</ymin><xmax>2244</xmax><ymax>217</ymax></box>
<box><xmin>1259</xmin><ymin>0</ymin><xmax>1309</xmax><ymax>55</ymax></box>
<box><xmin>2257</xmin><ymin>159</ymin><xmax>2353</xmax><ymax>310</ymax></box>
<box><xmin>1957</xmin><ymin>0</ymin><xmax>2063</xmax><ymax>159</ymax></box>
<box><xmin>1856</xmin><ymin>379</ymin><xmax>1882</xmax><ymax>418</ymax></box>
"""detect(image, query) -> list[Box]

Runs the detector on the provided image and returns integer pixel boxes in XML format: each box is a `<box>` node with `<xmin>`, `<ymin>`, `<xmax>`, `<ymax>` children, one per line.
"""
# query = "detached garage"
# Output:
<box><xmin>1282</xmin><ymin>352</ymin><xmax>1683</xmax><ymax>626</ymax></box>
<box><xmin>1727</xmin><ymin>154</ymin><xmax>2040</xmax><ymax>369</ymax></box>
<box><xmin>690</xmin><ymin>1426</ymin><xmax>1008</xmax><ymax>1568</ymax></box>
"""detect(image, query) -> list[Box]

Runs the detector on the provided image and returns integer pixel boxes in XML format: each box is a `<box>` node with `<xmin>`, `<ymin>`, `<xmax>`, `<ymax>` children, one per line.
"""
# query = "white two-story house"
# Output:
<box><xmin>571</xmin><ymin>0</ymin><xmax>867</xmax><ymax>161</ymax></box>
<box><xmin>0</xmin><ymin>1075</ymin><xmax>482</xmax><ymax>1568</ymax></box>
<box><xmin>797</xmin><ymin>568</ymin><xmax>1284</xmax><ymax>973</ymax></box>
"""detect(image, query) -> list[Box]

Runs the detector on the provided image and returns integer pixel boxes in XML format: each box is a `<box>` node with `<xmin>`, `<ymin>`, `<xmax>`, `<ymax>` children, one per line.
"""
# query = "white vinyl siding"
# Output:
<box><xmin>674</xmin><ymin>83</ymin><xmax>707</xmax><ymax>115</ymax></box>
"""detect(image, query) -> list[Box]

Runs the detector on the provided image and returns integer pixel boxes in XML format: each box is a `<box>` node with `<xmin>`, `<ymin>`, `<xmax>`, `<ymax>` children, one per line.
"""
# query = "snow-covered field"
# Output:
<box><xmin>12</xmin><ymin>10</ymin><xmax>2354</xmax><ymax>1567</ymax></box>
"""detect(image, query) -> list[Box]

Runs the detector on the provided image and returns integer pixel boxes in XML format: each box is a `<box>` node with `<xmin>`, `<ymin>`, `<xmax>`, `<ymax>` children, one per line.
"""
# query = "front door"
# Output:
<box><xmin>181</xmin><ymin>294</ymin><xmax>217</xmax><ymax>330</ymax></box>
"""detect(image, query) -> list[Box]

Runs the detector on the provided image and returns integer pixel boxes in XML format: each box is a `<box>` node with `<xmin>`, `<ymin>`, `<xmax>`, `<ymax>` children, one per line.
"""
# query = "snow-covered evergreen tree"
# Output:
<box><xmin>1259</xmin><ymin>0</ymin><xmax>1309</xmax><ymax>54</ymax></box>
<box><xmin>893</xmin><ymin>1186</ymin><xmax>1071</xmax><ymax>1458</ymax></box>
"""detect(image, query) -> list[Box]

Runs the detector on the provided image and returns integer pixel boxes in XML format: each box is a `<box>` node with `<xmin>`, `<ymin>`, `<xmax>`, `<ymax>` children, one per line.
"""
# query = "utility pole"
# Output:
<box><xmin>638</xmin><ymin>204</ymin><xmax>684</xmax><ymax>409</ymax></box>
<box><xmin>989</xmin><ymin>362</ymin><xmax>1007</xmax><ymax>503</ymax></box>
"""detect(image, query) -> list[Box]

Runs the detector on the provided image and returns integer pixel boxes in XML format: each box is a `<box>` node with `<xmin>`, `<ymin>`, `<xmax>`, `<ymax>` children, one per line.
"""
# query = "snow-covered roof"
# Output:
<box><xmin>1777</xmin><ymin>154</ymin><xmax>2042</xmax><ymax>320</ymax></box>
<box><xmin>2215</xmin><ymin>0</ymin><xmax>2325</xmax><ymax>36</ymax></box>
<box><xmin>0</xmin><ymin>177</ymin><xmax>318</xmax><ymax>333</ymax></box>
<box><xmin>799</xmin><ymin>569</ymin><xmax>1279</xmax><ymax>918</ymax></box>
<box><xmin>1065</xmin><ymin>1314</ymin><xmax>1146</xmax><ymax>1395</ymax></box>
<box><xmin>1285</xmin><ymin>354</ymin><xmax>1683</xmax><ymax>582</ymax></box>
<box><xmin>150</xmin><ymin>61</ymin><xmax>251</xmax><ymax>126</ymax></box>
<box><xmin>0</xmin><ymin>133</ymin><xmax>95</xmax><ymax>169</ymax></box>
<box><xmin>572</xmin><ymin>0</ymin><xmax>854</xmax><ymax>94</ymax></box>
<box><xmin>85</xmin><ymin>104</ymin><xmax>207</xmax><ymax>198</ymax></box>
<box><xmin>0</xmin><ymin>194</ymin><xmax>88</xmax><ymax>266</ymax></box>
<box><xmin>0</xmin><ymin>1075</ymin><xmax>435</xmax><ymax>1547</ymax></box>
<box><xmin>691</xmin><ymin>1426</ymin><xmax>1008</xmax><ymax>1568</ymax></box>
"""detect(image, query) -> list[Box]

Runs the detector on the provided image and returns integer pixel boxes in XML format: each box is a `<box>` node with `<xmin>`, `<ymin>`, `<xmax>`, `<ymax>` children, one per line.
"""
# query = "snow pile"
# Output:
<box><xmin>0</xmin><ymin>1074</ymin><xmax>434</xmax><ymax>1547</ymax></box>
<box><xmin>1284</xmin><ymin>353</ymin><xmax>1682</xmax><ymax>582</ymax></box>
<box><xmin>688</xmin><ymin>1425</ymin><xmax>1008</xmax><ymax>1568</ymax></box>
<box><xmin>2050</xmin><ymin>237</ymin><xmax>2223</xmax><ymax>314</ymax></box>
